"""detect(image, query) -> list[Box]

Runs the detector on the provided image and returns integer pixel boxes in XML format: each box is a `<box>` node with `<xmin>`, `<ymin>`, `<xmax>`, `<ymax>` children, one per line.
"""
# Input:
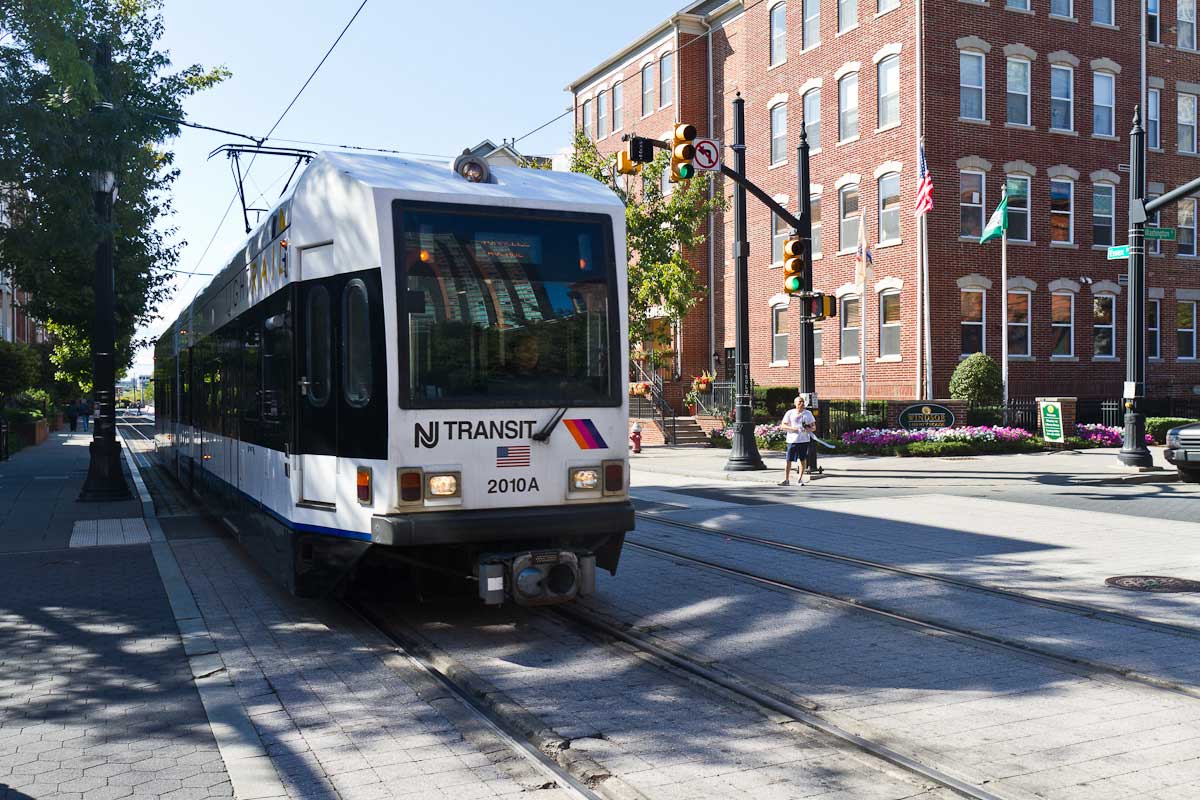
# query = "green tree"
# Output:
<box><xmin>0</xmin><ymin>340</ymin><xmax>41</xmax><ymax>402</ymax></box>
<box><xmin>0</xmin><ymin>0</ymin><xmax>228</xmax><ymax>373</ymax></box>
<box><xmin>949</xmin><ymin>352</ymin><xmax>1003</xmax><ymax>404</ymax></box>
<box><xmin>568</xmin><ymin>129</ymin><xmax>724</xmax><ymax>348</ymax></box>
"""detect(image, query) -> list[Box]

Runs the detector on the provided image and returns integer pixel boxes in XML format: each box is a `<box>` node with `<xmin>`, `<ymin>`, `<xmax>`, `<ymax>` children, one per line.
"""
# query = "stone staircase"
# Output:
<box><xmin>671</xmin><ymin>417</ymin><xmax>710</xmax><ymax>445</ymax></box>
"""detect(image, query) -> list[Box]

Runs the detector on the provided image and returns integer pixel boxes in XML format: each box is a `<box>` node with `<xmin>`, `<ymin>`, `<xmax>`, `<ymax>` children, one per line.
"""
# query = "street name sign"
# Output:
<box><xmin>1145</xmin><ymin>226</ymin><xmax>1177</xmax><ymax>240</ymax></box>
<box><xmin>693</xmin><ymin>138</ymin><xmax>721</xmax><ymax>172</ymax></box>
<box><xmin>1039</xmin><ymin>400</ymin><xmax>1065</xmax><ymax>443</ymax></box>
<box><xmin>1106</xmin><ymin>245</ymin><xmax>1130</xmax><ymax>260</ymax></box>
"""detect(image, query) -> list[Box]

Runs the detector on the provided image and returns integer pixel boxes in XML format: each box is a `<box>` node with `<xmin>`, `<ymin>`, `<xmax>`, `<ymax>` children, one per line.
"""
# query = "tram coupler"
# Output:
<box><xmin>478</xmin><ymin>550</ymin><xmax>596</xmax><ymax>606</ymax></box>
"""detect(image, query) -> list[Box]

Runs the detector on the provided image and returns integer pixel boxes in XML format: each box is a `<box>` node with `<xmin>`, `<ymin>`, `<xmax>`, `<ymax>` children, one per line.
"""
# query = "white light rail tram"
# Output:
<box><xmin>154</xmin><ymin>151</ymin><xmax>633</xmax><ymax>605</ymax></box>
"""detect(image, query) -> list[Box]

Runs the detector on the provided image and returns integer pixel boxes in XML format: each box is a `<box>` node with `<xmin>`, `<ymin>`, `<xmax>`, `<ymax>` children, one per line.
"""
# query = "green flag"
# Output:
<box><xmin>980</xmin><ymin>185</ymin><xmax>1008</xmax><ymax>243</ymax></box>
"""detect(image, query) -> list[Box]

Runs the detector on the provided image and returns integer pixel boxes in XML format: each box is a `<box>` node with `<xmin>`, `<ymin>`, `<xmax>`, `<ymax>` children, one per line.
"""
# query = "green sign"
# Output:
<box><xmin>1040</xmin><ymin>401</ymin><xmax>1065</xmax><ymax>443</ymax></box>
<box><xmin>898</xmin><ymin>404</ymin><xmax>955</xmax><ymax>431</ymax></box>
<box><xmin>1145</xmin><ymin>226</ymin><xmax>1177</xmax><ymax>241</ymax></box>
<box><xmin>1106</xmin><ymin>245</ymin><xmax>1131</xmax><ymax>260</ymax></box>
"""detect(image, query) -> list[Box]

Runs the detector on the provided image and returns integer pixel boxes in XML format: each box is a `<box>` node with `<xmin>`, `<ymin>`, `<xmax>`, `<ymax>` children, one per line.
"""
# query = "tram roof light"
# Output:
<box><xmin>452</xmin><ymin>152</ymin><xmax>492</xmax><ymax>184</ymax></box>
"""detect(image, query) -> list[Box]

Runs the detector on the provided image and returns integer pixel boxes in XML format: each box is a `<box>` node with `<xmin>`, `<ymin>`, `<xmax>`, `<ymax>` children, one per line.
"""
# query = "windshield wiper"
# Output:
<box><xmin>532</xmin><ymin>407</ymin><xmax>568</xmax><ymax>442</ymax></box>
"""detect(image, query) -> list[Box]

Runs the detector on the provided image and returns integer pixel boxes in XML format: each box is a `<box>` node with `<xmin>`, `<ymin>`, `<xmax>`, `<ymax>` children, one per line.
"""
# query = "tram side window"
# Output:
<box><xmin>260</xmin><ymin>304</ymin><xmax>292</xmax><ymax>450</ymax></box>
<box><xmin>241</xmin><ymin>322</ymin><xmax>262</xmax><ymax>441</ymax></box>
<box><xmin>342</xmin><ymin>279</ymin><xmax>372</xmax><ymax>408</ymax></box>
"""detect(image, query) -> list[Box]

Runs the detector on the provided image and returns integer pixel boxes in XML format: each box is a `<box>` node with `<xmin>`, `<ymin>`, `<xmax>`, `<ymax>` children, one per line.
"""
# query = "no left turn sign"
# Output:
<box><xmin>693</xmin><ymin>138</ymin><xmax>721</xmax><ymax>171</ymax></box>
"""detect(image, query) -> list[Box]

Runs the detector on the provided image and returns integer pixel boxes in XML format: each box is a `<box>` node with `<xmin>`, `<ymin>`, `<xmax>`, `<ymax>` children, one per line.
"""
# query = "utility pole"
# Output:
<box><xmin>1119</xmin><ymin>107</ymin><xmax>1154</xmax><ymax>468</ymax></box>
<box><xmin>79</xmin><ymin>38</ymin><xmax>131</xmax><ymax>501</ymax></box>
<box><xmin>725</xmin><ymin>94</ymin><xmax>765</xmax><ymax>471</ymax></box>
<box><xmin>796</xmin><ymin>128</ymin><xmax>818</xmax><ymax>474</ymax></box>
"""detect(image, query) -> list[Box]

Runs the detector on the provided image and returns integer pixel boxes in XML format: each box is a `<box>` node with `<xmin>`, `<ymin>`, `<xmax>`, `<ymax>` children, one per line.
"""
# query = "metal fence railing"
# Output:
<box><xmin>816</xmin><ymin>400</ymin><xmax>888</xmax><ymax>441</ymax></box>
<box><xmin>966</xmin><ymin>398</ymin><xmax>1039</xmax><ymax>430</ymax></box>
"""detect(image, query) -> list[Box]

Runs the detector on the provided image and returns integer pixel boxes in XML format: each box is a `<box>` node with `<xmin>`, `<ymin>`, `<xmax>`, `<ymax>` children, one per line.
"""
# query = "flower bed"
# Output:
<box><xmin>1074</xmin><ymin>424</ymin><xmax>1154</xmax><ymax>447</ymax></box>
<box><xmin>840</xmin><ymin>426</ymin><xmax>1038</xmax><ymax>456</ymax></box>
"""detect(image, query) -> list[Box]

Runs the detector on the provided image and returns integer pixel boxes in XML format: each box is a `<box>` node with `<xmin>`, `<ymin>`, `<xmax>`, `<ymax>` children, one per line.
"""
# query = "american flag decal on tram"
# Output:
<box><xmin>496</xmin><ymin>446</ymin><xmax>531</xmax><ymax>468</ymax></box>
<box><xmin>563</xmin><ymin>419</ymin><xmax>608</xmax><ymax>449</ymax></box>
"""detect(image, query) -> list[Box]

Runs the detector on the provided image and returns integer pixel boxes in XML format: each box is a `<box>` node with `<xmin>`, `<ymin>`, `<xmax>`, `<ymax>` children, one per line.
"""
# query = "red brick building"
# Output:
<box><xmin>568</xmin><ymin>0</ymin><xmax>1200</xmax><ymax>406</ymax></box>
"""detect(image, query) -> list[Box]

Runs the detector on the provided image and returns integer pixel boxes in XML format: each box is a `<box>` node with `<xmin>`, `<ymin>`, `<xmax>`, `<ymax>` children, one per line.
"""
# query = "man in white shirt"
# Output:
<box><xmin>779</xmin><ymin>395</ymin><xmax>816</xmax><ymax>486</ymax></box>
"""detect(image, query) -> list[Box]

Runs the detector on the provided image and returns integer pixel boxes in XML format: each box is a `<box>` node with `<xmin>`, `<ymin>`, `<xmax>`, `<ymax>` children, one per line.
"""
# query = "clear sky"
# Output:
<box><xmin>135</xmin><ymin>0</ymin><xmax>681</xmax><ymax>375</ymax></box>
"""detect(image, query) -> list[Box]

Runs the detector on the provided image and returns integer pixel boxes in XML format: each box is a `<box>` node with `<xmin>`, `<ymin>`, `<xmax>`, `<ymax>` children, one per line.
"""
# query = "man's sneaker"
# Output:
<box><xmin>798</xmin><ymin>480</ymin><xmax>807</xmax><ymax>486</ymax></box>
<box><xmin>778</xmin><ymin>479</ymin><xmax>790</xmax><ymax>486</ymax></box>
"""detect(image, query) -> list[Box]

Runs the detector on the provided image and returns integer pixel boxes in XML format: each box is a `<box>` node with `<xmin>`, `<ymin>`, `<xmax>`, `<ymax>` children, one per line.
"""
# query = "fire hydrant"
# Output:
<box><xmin>630</xmin><ymin>423</ymin><xmax>642</xmax><ymax>454</ymax></box>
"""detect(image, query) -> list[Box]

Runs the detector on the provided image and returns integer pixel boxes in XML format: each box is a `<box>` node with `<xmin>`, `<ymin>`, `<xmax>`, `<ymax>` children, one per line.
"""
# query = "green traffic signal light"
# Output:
<box><xmin>677</xmin><ymin>163</ymin><xmax>694</xmax><ymax>180</ymax></box>
<box><xmin>784</xmin><ymin>275</ymin><xmax>801</xmax><ymax>293</ymax></box>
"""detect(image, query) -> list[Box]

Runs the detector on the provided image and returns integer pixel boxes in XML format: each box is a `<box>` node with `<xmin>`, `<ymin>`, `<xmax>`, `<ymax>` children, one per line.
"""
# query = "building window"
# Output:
<box><xmin>1180</xmin><ymin>0</ymin><xmax>1196</xmax><ymax>49</ymax></box>
<box><xmin>803</xmin><ymin>0</ymin><xmax>821</xmax><ymax>48</ymax></box>
<box><xmin>1093</xmin><ymin>294</ymin><xmax>1115</xmax><ymax>357</ymax></box>
<box><xmin>804</xmin><ymin>89</ymin><xmax>821</xmax><ymax>149</ymax></box>
<box><xmin>659</xmin><ymin>53</ymin><xmax>673</xmax><ymax>107</ymax></box>
<box><xmin>660</xmin><ymin>163</ymin><xmax>671</xmax><ymax>196</ymax></box>
<box><xmin>1093</xmin><ymin>0</ymin><xmax>1113</xmax><ymax>25</ymax></box>
<box><xmin>1093</xmin><ymin>184</ymin><xmax>1115</xmax><ymax>247</ymax></box>
<box><xmin>959</xmin><ymin>171</ymin><xmax>984</xmax><ymax>239</ymax></box>
<box><xmin>877</xmin><ymin>55</ymin><xmax>900</xmax><ymax>129</ymax></box>
<box><xmin>1051</xmin><ymin>65</ymin><xmax>1073</xmax><ymax>131</ymax></box>
<box><xmin>1007</xmin><ymin>58</ymin><xmax>1030</xmax><ymax>126</ymax></box>
<box><xmin>841</xmin><ymin>297</ymin><xmax>861</xmax><ymax>358</ymax></box>
<box><xmin>1006</xmin><ymin>175</ymin><xmax>1030</xmax><ymax>241</ymax></box>
<box><xmin>814</xmin><ymin>325</ymin><xmax>823</xmax><ymax>360</ymax></box>
<box><xmin>581</xmin><ymin>99</ymin><xmax>593</xmax><ymax>136</ymax></box>
<box><xmin>839</xmin><ymin>72</ymin><xmax>858</xmax><ymax>140</ymax></box>
<box><xmin>1148</xmin><ymin>299</ymin><xmax>1161</xmax><ymax>358</ymax></box>
<box><xmin>961</xmin><ymin>290</ymin><xmax>984</xmax><ymax>355</ymax></box>
<box><xmin>839</xmin><ymin>183</ymin><xmax>859</xmax><ymax>251</ymax></box>
<box><xmin>878</xmin><ymin>0</ymin><xmax>899</xmax><ymax>12</ymax></box>
<box><xmin>1051</xmin><ymin>292</ymin><xmax>1074</xmax><ymax>356</ymax></box>
<box><xmin>879</xmin><ymin>291</ymin><xmax>901</xmax><ymax>357</ymax></box>
<box><xmin>960</xmin><ymin>52</ymin><xmax>985</xmax><ymax>120</ymax></box>
<box><xmin>770</xmin><ymin>2</ymin><xmax>787</xmax><ymax>66</ymax></box>
<box><xmin>613</xmin><ymin>83</ymin><xmax>624</xmax><ymax>131</ymax></box>
<box><xmin>1179</xmin><ymin>301</ymin><xmax>1197</xmax><ymax>359</ymax></box>
<box><xmin>1179</xmin><ymin>198</ymin><xmax>1197</xmax><ymax>256</ymax></box>
<box><xmin>772</xmin><ymin>306</ymin><xmax>789</xmax><ymax>362</ymax></box>
<box><xmin>771</xmin><ymin>103</ymin><xmax>787</xmax><ymax>164</ymax></box>
<box><xmin>597</xmin><ymin>90</ymin><xmax>608</xmax><ymax>138</ymax></box>
<box><xmin>1148</xmin><ymin>0</ymin><xmax>1160</xmax><ymax>43</ymax></box>
<box><xmin>1179</xmin><ymin>93</ymin><xmax>1197</xmax><ymax>153</ymax></box>
<box><xmin>839</xmin><ymin>0</ymin><xmax>856</xmax><ymax>32</ymax></box>
<box><xmin>772</xmin><ymin>213</ymin><xmax>789</xmax><ymax>264</ymax></box>
<box><xmin>878</xmin><ymin>172</ymin><xmax>901</xmax><ymax>243</ymax></box>
<box><xmin>1050</xmin><ymin>179</ymin><xmax>1074</xmax><ymax>243</ymax></box>
<box><xmin>1148</xmin><ymin>194</ymin><xmax>1162</xmax><ymax>255</ymax></box>
<box><xmin>1007</xmin><ymin>0</ymin><xmax>1029</xmax><ymax>8</ymax></box>
<box><xmin>811</xmin><ymin>195</ymin><xmax>823</xmax><ymax>257</ymax></box>
<box><xmin>1050</xmin><ymin>0</ymin><xmax>1072</xmax><ymax>17</ymax></box>
<box><xmin>1093</xmin><ymin>72</ymin><xmax>1115</xmax><ymax>136</ymax></box>
<box><xmin>1008</xmin><ymin>290</ymin><xmax>1031</xmax><ymax>357</ymax></box>
<box><xmin>1148</xmin><ymin>87</ymin><xmax>1160</xmax><ymax>148</ymax></box>
<box><xmin>641</xmin><ymin>64</ymin><xmax>653</xmax><ymax>116</ymax></box>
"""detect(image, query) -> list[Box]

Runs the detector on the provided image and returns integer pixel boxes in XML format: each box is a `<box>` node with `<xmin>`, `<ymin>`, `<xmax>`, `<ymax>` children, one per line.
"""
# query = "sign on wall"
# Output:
<box><xmin>1039</xmin><ymin>401</ymin><xmax>1065</xmax><ymax>443</ymax></box>
<box><xmin>897</xmin><ymin>404</ymin><xmax>955</xmax><ymax>431</ymax></box>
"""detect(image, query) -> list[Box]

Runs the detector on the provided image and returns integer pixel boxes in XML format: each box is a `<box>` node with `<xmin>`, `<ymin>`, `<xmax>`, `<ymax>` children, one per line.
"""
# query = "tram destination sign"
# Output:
<box><xmin>897</xmin><ymin>404</ymin><xmax>955</xmax><ymax>431</ymax></box>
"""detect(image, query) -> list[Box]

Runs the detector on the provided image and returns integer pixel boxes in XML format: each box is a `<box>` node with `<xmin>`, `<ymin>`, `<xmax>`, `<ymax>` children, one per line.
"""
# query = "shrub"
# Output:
<box><xmin>0</xmin><ymin>341</ymin><xmax>40</xmax><ymax>402</ymax></box>
<box><xmin>949</xmin><ymin>353</ymin><xmax>1003</xmax><ymax>404</ymax></box>
<box><xmin>1074</xmin><ymin>423</ymin><xmax>1153</xmax><ymax>447</ymax></box>
<box><xmin>1146</xmin><ymin>417</ymin><xmax>1199</xmax><ymax>443</ymax></box>
<box><xmin>752</xmin><ymin>386</ymin><xmax>797</xmax><ymax>422</ymax></box>
<box><xmin>899</xmin><ymin>440</ymin><xmax>976</xmax><ymax>458</ymax></box>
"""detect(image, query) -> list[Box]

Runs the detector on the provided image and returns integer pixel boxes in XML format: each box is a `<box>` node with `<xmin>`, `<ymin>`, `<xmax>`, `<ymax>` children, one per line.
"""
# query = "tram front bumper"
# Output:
<box><xmin>369</xmin><ymin>500</ymin><xmax>635</xmax><ymax>548</ymax></box>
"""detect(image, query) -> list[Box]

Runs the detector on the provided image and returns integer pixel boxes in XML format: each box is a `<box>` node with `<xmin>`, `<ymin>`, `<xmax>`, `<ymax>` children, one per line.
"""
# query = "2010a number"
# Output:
<box><xmin>487</xmin><ymin>477</ymin><xmax>540</xmax><ymax>494</ymax></box>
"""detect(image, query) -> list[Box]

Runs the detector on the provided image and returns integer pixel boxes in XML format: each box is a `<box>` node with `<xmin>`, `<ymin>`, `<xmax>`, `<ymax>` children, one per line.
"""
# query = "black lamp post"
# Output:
<box><xmin>1119</xmin><ymin>107</ymin><xmax>1154</xmax><ymax>469</ymax></box>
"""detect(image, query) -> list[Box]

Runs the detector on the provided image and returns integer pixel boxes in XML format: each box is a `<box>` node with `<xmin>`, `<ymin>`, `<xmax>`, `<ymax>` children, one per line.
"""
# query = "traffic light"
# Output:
<box><xmin>615</xmin><ymin>149</ymin><xmax>641</xmax><ymax>175</ymax></box>
<box><xmin>670</xmin><ymin>123</ymin><xmax>697</xmax><ymax>182</ymax></box>
<box><xmin>801</xmin><ymin>293</ymin><xmax>837</xmax><ymax>320</ymax></box>
<box><xmin>782</xmin><ymin>235</ymin><xmax>804</xmax><ymax>294</ymax></box>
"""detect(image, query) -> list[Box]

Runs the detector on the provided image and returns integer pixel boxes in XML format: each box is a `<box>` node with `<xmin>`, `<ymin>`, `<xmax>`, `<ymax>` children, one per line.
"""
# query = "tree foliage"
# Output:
<box><xmin>0</xmin><ymin>0</ymin><xmax>228</xmax><ymax>382</ymax></box>
<box><xmin>569</xmin><ymin>129</ymin><xmax>724</xmax><ymax>347</ymax></box>
<box><xmin>0</xmin><ymin>340</ymin><xmax>41</xmax><ymax>400</ymax></box>
<box><xmin>949</xmin><ymin>352</ymin><xmax>1003</xmax><ymax>403</ymax></box>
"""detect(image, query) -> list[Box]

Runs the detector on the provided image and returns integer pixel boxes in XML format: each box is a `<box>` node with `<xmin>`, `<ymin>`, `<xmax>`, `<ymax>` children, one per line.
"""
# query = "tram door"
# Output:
<box><xmin>296</xmin><ymin>279</ymin><xmax>338</xmax><ymax>506</ymax></box>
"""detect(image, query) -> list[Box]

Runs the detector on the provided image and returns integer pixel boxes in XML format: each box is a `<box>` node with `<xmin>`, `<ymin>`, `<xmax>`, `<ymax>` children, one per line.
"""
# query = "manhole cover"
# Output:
<box><xmin>1105</xmin><ymin>576</ymin><xmax>1200</xmax><ymax>593</ymax></box>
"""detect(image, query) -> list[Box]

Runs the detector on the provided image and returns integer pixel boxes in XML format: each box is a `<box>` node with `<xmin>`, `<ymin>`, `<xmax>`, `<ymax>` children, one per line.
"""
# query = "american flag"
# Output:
<box><xmin>496</xmin><ymin>445</ymin><xmax>531</xmax><ymax>468</ymax></box>
<box><xmin>914</xmin><ymin>140</ymin><xmax>934</xmax><ymax>217</ymax></box>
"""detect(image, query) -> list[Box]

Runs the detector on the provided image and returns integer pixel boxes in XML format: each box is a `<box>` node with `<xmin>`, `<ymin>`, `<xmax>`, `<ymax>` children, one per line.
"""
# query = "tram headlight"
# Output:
<box><xmin>427</xmin><ymin>472</ymin><xmax>460</xmax><ymax>497</ymax></box>
<box><xmin>569</xmin><ymin>468</ymin><xmax>600</xmax><ymax>491</ymax></box>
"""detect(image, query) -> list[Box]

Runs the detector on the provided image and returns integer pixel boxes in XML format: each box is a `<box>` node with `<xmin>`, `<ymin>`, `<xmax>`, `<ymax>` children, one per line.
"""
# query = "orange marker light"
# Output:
<box><xmin>356</xmin><ymin>467</ymin><xmax>372</xmax><ymax>505</ymax></box>
<box><xmin>579</xmin><ymin>258</ymin><xmax>587</xmax><ymax>270</ymax></box>
<box><xmin>419</xmin><ymin>249</ymin><xmax>431</xmax><ymax>262</ymax></box>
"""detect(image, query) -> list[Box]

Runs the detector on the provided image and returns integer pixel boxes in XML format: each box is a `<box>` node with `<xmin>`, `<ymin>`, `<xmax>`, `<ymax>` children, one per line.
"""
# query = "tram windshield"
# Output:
<box><xmin>397</xmin><ymin>203</ymin><xmax>619</xmax><ymax>408</ymax></box>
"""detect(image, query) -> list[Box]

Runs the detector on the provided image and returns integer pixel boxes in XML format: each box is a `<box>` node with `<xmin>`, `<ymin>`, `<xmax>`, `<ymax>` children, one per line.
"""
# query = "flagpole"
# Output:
<box><xmin>859</xmin><ymin>212</ymin><xmax>868</xmax><ymax>414</ymax></box>
<box><xmin>921</xmin><ymin>214</ymin><xmax>932</xmax><ymax>399</ymax></box>
<box><xmin>914</xmin><ymin>0</ymin><xmax>925</xmax><ymax>401</ymax></box>
<box><xmin>1001</xmin><ymin>225</ymin><xmax>1009</xmax><ymax>415</ymax></box>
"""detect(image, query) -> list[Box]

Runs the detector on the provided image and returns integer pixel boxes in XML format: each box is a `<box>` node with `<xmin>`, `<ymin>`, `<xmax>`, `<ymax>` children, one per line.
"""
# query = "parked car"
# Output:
<box><xmin>1164</xmin><ymin>422</ymin><xmax>1200</xmax><ymax>483</ymax></box>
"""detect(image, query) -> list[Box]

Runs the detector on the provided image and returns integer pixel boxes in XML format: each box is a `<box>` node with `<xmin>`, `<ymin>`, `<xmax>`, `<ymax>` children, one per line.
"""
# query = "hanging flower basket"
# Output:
<box><xmin>629</xmin><ymin>382</ymin><xmax>651</xmax><ymax>397</ymax></box>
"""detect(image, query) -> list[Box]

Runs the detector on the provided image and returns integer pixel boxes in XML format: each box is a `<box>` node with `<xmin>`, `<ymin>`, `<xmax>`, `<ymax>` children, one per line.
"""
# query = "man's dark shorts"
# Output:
<box><xmin>785</xmin><ymin>441</ymin><xmax>809</xmax><ymax>463</ymax></box>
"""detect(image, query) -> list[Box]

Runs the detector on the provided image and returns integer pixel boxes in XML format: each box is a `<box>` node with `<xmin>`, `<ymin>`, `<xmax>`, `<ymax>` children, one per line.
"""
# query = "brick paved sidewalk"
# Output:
<box><xmin>0</xmin><ymin>432</ymin><xmax>233</xmax><ymax>800</ymax></box>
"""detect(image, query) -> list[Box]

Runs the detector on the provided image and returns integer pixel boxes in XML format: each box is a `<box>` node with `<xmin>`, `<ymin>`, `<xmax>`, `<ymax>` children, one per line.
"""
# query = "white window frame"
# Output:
<box><xmin>1179</xmin><ymin>93</ymin><xmax>1197</xmax><ymax>154</ymax></box>
<box><xmin>612</xmin><ymin>82</ymin><xmax>624</xmax><ymax>131</ymax></box>
<box><xmin>641</xmin><ymin>64</ymin><xmax>654</xmax><ymax>117</ymax></box>
<box><xmin>839</xmin><ymin>183</ymin><xmax>860</xmax><ymax>252</ymax></box>
<box><xmin>1148</xmin><ymin>194</ymin><xmax>1162</xmax><ymax>255</ymax></box>
<box><xmin>1006</xmin><ymin>175</ymin><xmax>1031</xmax><ymax>242</ymax></box>
<box><xmin>1050</xmin><ymin>178</ymin><xmax>1074</xmax><ymax>244</ymax></box>
<box><xmin>770</xmin><ymin>103</ymin><xmax>787</xmax><ymax>165</ymax></box>
<box><xmin>1092</xmin><ymin>183</ymin><xmax>1115</xmax><ymax>247</ymax></box>
<box><xmin>961</xmin><ymin>289</ymin><xmax>986</xmax><ymax>356</ymax></box>
<box><xmin>839</xmin><ymin>72</ymin><xmax>859</xmax><ymax>141</ymax></box>
<box><xmin>878</xmin><ymin>0</ymin><xmax>899</xmax><ymax>12</ymax></box>
<box><xmin>838</xmin><ymin>0</ymin><xmax>857</xmax><ymax>33</ymax></box>
<box><xmin>581</xmin><ymin>99</ymin><xmax>593</xmax><ymax>137</ymax></box>
<box><xmin>1092</xmin><ymin>294</ymin><xmax>1116</xmax><ymax>358</ymax></box>
<box><xmin>1148</xmin><ymin>298</ymin><xmax>1161</xmax><ymax>359</ymax></box>
<box><xmin>810</xmin><ymin>194</ymin><xmax>823</xmax><ymax>258</ymax></box>
<box><xmin>877</xmin><ymin>55</ymin><xmax>900</xmax><ymax>129</ymax></box>
<box><xmin>804</xmin><ymin>88</ymin><xmax>821</xmax><ymax>150</ymax></box>
<box><xmin>1006</xmin><ymin>57</ymin><xmax>1031</xmax><ymax>126</ymax></box>
<box><xmin>879</xmin><ymin>290</ymin><xmax>901</xmax><ymax>358</ymax></box>
<box><xmin>1180</xmin><ymin>0</ymin><xmax>1196</xmax><ymax>50</ymax></box>
<box><xmin>1051</xmin><ymin>291</ymin><xmax>1075</xmax><ymax>357</ymax></box>
<box><xmin>841</xmin><ymin>296</ymin><xmax>861</xmax><ymax>360</ymax></box>
<box><xmin>1008</xmin><ymin>289</ymin><xmax>1032</xmax><ymax>357</ymax></box>
<box><xmin>1050</xmin><ymin>0</ymin><xmax>1072</xmax><ymax>18</ymax></box>
<box><xmin>770</xmin><ymin>2</ymin><xmax>787</xmax><ymax>67</ymax></box>
<box><xmin>1148</xmin><ymin>0</ymin><xmax>1160</xmax><ymax>43</ymax></box>
<box><xmin>1093</xmin><ymin>0</ymin><xmax>1114</xmax><ymax>26</ymax></box>
<box><xmin>1093</xmin><ymin>71</ymin><xmax>1115</xmax><ymax>137</ymax></box>
<box><xmin>959</xmin><ymin>51</ymin><xmax>986</xmax><ymax>121</ymax></box>
<box><xmin>597</xmin><ymin>90</ymin><xmax>608</xmax><ymax>138</ymax></box>
<box><xmin>1051</xmin><ymin>65</ymin><xmax>1074</xmax><ymax>132</ymax></box>
<box><xmin>803</xmin><ymin>0</ymin><xmax>821</xmax><ymax>49</ymax></box>
<box><xmin>659</xmin><ymin>53</ymin><xmax>673</xmax><ymax>109</ymax></box>
<box><xmin>813</xmin><ymin>323</ymin><xmax>824</xmax><ymax>361</ymax></box>
<box><xmin>1147</xmin><ymin>87</ymin><xmax>1160</xmax><ymax>148</ymax></box>
<box><xmin>771</xmin><ymin>305</ymin><xmax>789</xmax><ymax>363</ymax></box>
<box><xmin>959</xmin><ymin>170</ymin><xmax>985</xmax><ymax>239</ymax></box>
<box><xmin>1179</xmin><ymin>197</ymin><xmax>1197</xmax><ymax>256</ymax></box>
<box><xmin>772</xmin><ymin>213</ymin><xmax>789</xmax><ymax>265</ymax></box>
<box><xmin>1007</xmin><ymin>0</ymin><xmax>1030</xmax><ymax>8</ymax></box>
<box><xmin>878</xmin><ymin>172</ymin><xmax>901</xmax><ymax>244</ymax></box>
<box><xmin>1179</xmin><ymin>300</ymin><xmax>1197</xmax><ymax>360</ymax></box>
